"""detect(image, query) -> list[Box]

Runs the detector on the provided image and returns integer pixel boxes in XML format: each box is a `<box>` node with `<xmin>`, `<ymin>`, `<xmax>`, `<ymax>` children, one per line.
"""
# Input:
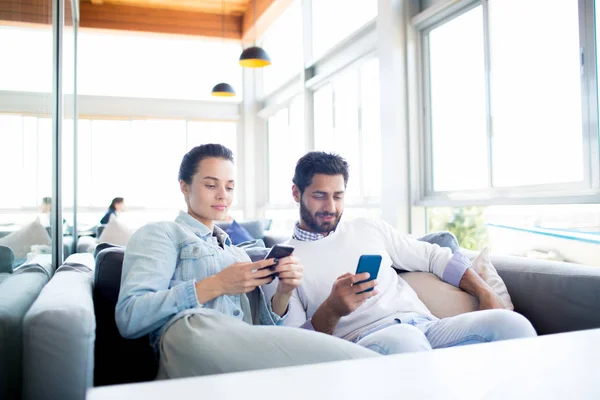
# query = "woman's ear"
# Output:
<box><xmin>180</xmin><ymin>180</ymin><xmax>189</xmax><ymax>199</ymax></box>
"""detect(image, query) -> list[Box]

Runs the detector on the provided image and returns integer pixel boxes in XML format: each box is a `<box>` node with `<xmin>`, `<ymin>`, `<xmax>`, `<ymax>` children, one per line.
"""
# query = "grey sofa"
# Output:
<box><xmin>22</xmin><ymin>253</ymin><xmax>95</xmax><ymax>400</ymax></box>
<box><xmin>18</xmin><ymin>247</ymin><xmax>600</xmax><ymax>400</ymax></box>
<box><xmin>0</xmin><ymin>255</ymin><xmax>54</xmax><ymax>400</ymax></box>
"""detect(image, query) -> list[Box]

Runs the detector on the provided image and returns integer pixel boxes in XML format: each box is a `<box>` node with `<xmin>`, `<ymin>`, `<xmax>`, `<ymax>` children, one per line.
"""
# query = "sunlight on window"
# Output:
<box><xmin>77</xmin><ymin>30</ymin><xmax>242</xmax><ymax>100</ymax></box>
<box><xmin>429</xmin><ymin>5</ymin><xmax>488</xmax><ymax>192</ymax></box>
<box><xmin>261</xmin><ymin>1</ymin><xmax>302</xmax><ymax>95</ymax></box>
<box><xmin>360</xmin><ymin>58</ymin><xmax>381</xmax><ymax>199</ymax></box>
<box><xmin>311</xmin><ymin>0</ymin><xmax>377</xmax><ymax>60</ymax></box>
<box><xmin>268</xmin><ymin>99</ymin><xmax>306</xmax><ymax>204</ymax></box>
<box><xmin>489</xmin><ymin>0</ymin><xmax>583</xmax><ymax>187</ymax></box>
<box><xmin>0</xmin><ymin>26</ymin><xmax>53</xmax><ymax>93</ymax></box>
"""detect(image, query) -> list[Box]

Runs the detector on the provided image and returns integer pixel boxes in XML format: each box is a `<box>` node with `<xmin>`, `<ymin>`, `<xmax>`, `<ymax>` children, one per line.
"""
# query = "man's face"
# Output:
<box><xmin>293</xmin><ymin>173</ymin><xmax>345</xmax><ymax>235</ymax></box>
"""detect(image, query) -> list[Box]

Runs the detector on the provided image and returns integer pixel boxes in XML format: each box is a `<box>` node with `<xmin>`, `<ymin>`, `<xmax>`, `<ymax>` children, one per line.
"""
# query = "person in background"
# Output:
<box><xmin>38</xmin><ymin>197</ymin><xmax>52</xmax><ymax>227</ymax></box>
<box><xmin>100</xmin><ymin>197</ymin><xmax>125</xmax><ymax>224</ymax></box>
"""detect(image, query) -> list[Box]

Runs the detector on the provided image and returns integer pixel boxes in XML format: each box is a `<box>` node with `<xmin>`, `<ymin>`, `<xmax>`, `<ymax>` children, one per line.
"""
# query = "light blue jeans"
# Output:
<box><xmin>355</xmin><ymin>310</ymin><xmax>537</xmax><ymax>355</ymax></box>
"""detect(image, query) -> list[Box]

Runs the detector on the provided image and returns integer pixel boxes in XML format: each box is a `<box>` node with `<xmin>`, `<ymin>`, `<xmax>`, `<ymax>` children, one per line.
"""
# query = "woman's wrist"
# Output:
<box><xmin>195</xmin><ymin>275</ymin><xmax>224</xmax><ymax>304</ymax></box>
<box><xmin>271</xmin><ymin>290</ymin><xmax>292</xmax><ymax>317</ymax></box>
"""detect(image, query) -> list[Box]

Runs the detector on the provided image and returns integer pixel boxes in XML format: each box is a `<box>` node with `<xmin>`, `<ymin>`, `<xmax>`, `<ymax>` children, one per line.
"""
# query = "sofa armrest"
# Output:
<box><xmin>462</xmin><ymin>250</ymin><xmax>600</xmax><ymax>335</ymax></box>
<box><xmin>22</xmin><ymin>264</ymin><xmax>95</xmax><ymax>400</ymax></box>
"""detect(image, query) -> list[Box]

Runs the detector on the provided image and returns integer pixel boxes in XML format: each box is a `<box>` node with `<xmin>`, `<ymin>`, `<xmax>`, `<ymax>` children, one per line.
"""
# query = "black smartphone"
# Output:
<box><xmin>262</xmin><ymin>244</ymin><xmax>295</xmax><ymax>277</ymax></box>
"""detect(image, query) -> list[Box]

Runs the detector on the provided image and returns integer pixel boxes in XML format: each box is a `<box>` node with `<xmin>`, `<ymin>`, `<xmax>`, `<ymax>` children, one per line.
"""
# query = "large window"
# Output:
<box><xmin>311</xmin><ymin>0</ymin><xmax>377</xmax><ymax>60</ymax></box>
<box><xmin>0</xmin><ymin>26</ymin><xmax>53</xmax><ymax>93</ymax></box>
<box><xmin>313</xmin><ymin>58</ymin><xmax>381</xmax><ymax>204</ymax></box>
<box><xmin>267</xmin><ymin>98</ymin><xmax>306</xmax><ymax>205</ymax></box>
<box><xmin>423</xmin><ymin>0</ymin><xmax>595</xmax><ymax>202</ymax></box>
<box><xmin>260</xmin><ymin>1</ymin><xmax>302</xmax><ymax>96</ymax></box>
<box><xmin>1</xmin><ymin>115</ymin><xmax>238</xmax><ymax>211</ymax></box>
<box><xmin>488</xmin><ymin>0</ymin><xmax>583</xmax><ymax>187</ymax></box>
<box><xmin>0</xmin><ymin>25</ymin><xmax>242</xmax><ymax>100</ymax></box>
<box><xmin>429</xmin><ymin>6</ymin><xmax>487</xmax><ymax>192</ymax></box>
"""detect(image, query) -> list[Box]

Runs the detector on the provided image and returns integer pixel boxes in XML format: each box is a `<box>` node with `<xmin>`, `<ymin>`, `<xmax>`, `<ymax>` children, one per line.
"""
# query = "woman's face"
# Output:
<box><xmin>180</xmin><ymin>157</ymin><xmax>235</xmax><ymax>229</ymax></box>
<box><xmin>115</xmin><ymin>202</ymin><xmax>125</xmax><ymax>212</ymax></box>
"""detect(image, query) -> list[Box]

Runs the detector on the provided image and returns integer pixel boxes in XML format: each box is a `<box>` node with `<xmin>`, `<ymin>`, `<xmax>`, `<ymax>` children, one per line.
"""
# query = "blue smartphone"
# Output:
<box><xmin>354</xmin><ymin>255</ymin><xmax>382</xmax><ymax>294</ymax></box>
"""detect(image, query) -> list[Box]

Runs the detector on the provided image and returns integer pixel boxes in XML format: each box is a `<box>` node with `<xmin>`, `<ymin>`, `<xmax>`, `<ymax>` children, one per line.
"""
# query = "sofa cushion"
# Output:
<box><xmin>98</xmin><ymin>215</ymin><xmax>134</xmax><ymax>246</ymax></box>
<box><xmin>0</xmin><ymin>257</ymin><xmax>53</xmax><ymax>400</ymax></box>
<box><xmin>400</xmin><ymin>272</ymin><xmax>478</xmax><ymax>318</ymax></box>
<box><xmin>217</xmin><ymin>220</ymin><xmax>265</xmax><ymax>240</ymax></box>
<box><xmin>0</xmin><ymin>218</ymin><xmax>51</xmax><ymax>261</ymax></box>
<box><xmin>22</xmin><ymin>253</ymin><xmax>95</xmax><ymax>400</ymax></box>
<box><xmin>472</xmin><ymin>247</ymin><xmax>513</xmax><ymax>310</ymax></box>
<box><xmin>224</xmin><ymin>220</ymin><xmax>254</xmax><ymax>245</ymax></box>
<box><xmin>401</xmin><ymin>248</ymin><xmax>512</xmax><ymax>318</ymax></box>
<box><xmin>0</xmin><ymin>245</ymin><xmax>14</xmax><ymax>273</ymax></box>
<box><xmin>94</xmin><ymin>247</ymin><xmax>157</xmax><ymax>386</ymax></box>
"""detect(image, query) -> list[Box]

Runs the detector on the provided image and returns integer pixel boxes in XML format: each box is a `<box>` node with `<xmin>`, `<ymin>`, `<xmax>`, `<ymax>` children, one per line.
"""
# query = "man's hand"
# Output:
<box><xmin>311</xmin><ymin>272</ymin><xmax>378</xmax><ymax>334</ymax></box>
<box><xmin>459</xmin><ymin>268</ymin><xmax>506</xmax><ymax>310</ymax></box>
<box><xmin>477</xmin><ymin>289</ymin><xmax>505</xmax><ymax>310</ymax></box>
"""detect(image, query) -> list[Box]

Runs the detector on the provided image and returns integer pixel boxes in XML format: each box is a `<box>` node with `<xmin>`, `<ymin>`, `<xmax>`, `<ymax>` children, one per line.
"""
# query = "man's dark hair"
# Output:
<box><xmin>178</xmin><ymin>144</ymin><xmax>234</xmax><ymax>184</ymax></box>
<box><xmin>292</xmin><ymin>151</ymin><xmax>349</xmax><ymax>194</ymax></box>
<box><xmin>42</xmin><ymin>197</ymin><xmax>52</xmax><ymax>205</ymax></box>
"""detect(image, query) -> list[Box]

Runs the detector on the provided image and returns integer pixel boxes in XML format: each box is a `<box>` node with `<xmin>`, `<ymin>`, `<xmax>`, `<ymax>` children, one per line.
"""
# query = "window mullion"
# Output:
<box><xmin>482</xmin><ymin>0</ymin><xmax>494</xmax><ymax>189</ymax></box>
<box><xmin>583</xmin><ymin>0</ymin><xmax>600</xmax><ymax>189</ymax></box>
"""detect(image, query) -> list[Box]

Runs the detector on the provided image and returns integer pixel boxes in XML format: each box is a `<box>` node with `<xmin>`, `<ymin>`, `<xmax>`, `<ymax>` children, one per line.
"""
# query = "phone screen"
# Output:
<box><xmin>262</xmin><ymin>245</ymin><xmax>295</xmax><ymax>277</ymax></box>
<box><xmin>354</xmin><ymin>255</ymin><xmax>382</xmax><ymax>293</ymax></box>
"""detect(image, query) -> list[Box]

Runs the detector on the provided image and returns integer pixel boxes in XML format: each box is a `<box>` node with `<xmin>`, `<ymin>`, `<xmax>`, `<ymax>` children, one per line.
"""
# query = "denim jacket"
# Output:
<box><xmin>115</xmin><ymin>211</ymin><xmax>285</xmax><ymax>350</ymax></box>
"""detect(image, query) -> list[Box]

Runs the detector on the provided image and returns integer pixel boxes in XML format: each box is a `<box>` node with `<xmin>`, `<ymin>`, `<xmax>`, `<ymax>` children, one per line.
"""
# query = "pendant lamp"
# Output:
<box><xmin>239</xmin><ymin>0</ymin><xmax>271</xmax><ymax>68</ymax></box>
<box><xmin>212</xmin><ymin>0</ymin><xmax>236</xmax><ymax>97</ymax></box>
<box><xmin>211</xmin><ymin>82</ymin><xmax>236</xmax><ymax>97</ymax></box>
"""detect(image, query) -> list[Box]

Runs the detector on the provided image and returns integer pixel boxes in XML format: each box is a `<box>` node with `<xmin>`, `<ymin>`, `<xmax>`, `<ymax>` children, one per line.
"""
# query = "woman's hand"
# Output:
<box><xmin>274</xmin><ymin>256</ymin><xmax>303</xmax><ymax>295</ymax></box>
<box><xmin>195</xmin><ymin>259</ymin><xmax>277</xmax><ymax>303</ymax></box>
<box><xmin>271</xmin><ymin>256</ymin><xmax>304</xmax><ymax>316</ymax></box>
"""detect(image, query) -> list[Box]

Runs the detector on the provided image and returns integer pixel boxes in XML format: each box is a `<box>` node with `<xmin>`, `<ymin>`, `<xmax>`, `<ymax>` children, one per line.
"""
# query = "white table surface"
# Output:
<box><xmin>87</xmin><ymin>328</ymin><xmax>600</xmax><ymax>400</ymax></box>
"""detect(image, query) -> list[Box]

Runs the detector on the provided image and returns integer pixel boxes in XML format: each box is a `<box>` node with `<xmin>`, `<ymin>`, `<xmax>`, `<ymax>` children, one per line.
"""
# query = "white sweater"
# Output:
<box><xmin>283</xmin><ymin>217</ymin><xmax>456</xmax><ymax>341</ymax></box>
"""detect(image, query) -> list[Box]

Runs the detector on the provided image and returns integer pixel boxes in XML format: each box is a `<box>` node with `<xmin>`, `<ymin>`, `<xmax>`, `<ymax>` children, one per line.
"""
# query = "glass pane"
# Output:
<box><xmin>597</xmin><ymin>0</ymin><xmax>600</xmax><ymax>136</ymax></box>
<box><xmin>489</xmin><ymin>0</ymin><xmax>583</xmax><ymax>187</ymax></box>
<box><xmin>77</xmin><ymin>31</ymin><xmax>242</xmax><ymax>101</ymax></box>
<box><xmin>89</xmin><ymin>120</ymin><xmax>135</xmax><ymax>210</ymax></box>
<box><xmin>0</xmin><ymin>26</ymin><xmax>53</xmax><ymax>92</ymax></box>
<box><xmin>0</xmin><ymin>1</ymin><xmax>54</xmax><ymax>273</ymax></box>
<box><xmin>311</xmin><ymin>0</ymin><xmax>377</xmax><ymax>60</ymax></box>
<box><xmin>130</xmin><ymin>120</ymin><xmax>187</xmax><ymax>209</ymax></box>
<box><xmin>268</xmin><ymin>98</ymin><xmax>306</xmax><ymax>205</ymax></box>
<box><xmin>429</xmin><ymin>5</ymin><xmax>488</xmax><ymax>192</ymax></box>
<box><xmin>360</xmin><ymin>58</ymin><xmax>381</xmax><ymax>199</ymax></box>
<box><xmin>187</xmin><ymin>121</ymin><xmax>239</xmax><ymax>207</ymax></box>
<box><xmin>333</xmin><ymin>69</ymin><xmax>361</xmax><ymax>201</ymax></box>
<box><xmin>261</xmin><ymin>1</ymin><xmax>302</xmax><ymax>95</ymax></box>
<box><xmin>313</xmin><ymin>70</ymin><xmax>362</xmax><ymax>202</ymax></box>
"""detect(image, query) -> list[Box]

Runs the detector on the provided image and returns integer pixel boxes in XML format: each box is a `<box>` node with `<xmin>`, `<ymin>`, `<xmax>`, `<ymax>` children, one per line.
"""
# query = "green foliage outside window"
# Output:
<box><xmin>428</xmin><ymin>206</ymin><xmax>489</xmax><ymax>250</ymax></box>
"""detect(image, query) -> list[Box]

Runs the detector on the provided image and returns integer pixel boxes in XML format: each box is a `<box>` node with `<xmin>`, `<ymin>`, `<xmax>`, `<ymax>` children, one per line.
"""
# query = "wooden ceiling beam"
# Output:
<box><xmin>241</xmin><ymin>0</ymin><xmax>292</xmax><ymax>44</ymax></box>
<box><xmin>79</xmin><ymin>2</ymin><xmax>242</xmax><ymax>38</ymax></box>
<box><xmin>0</xmin><ymin>0</ymin><xmax>243</xmax><ymax>39</ymax></box>
<box><xmin>0</xmin><ymin>0</ymin><xmax>74</xmax><ymax>25</ymax></box>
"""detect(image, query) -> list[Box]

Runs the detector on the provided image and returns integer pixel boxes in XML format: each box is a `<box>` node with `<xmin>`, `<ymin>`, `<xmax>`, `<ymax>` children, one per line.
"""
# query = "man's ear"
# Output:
<box><xmin>292</xmin><ymin>185</ymin><xmax>301</xmax><ymax>203</ymax></box>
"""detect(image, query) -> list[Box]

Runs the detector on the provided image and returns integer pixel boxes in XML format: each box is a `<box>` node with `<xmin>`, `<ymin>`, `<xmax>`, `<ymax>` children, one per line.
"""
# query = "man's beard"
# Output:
<box><xmin>299</xmin><ymin>198</ymin><xmax>342</xmax><ymax>234</ymax></box>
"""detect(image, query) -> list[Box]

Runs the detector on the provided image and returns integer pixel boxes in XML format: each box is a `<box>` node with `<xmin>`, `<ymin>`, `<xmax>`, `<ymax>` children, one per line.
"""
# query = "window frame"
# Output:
<box><xmin>416</xmin><ymin>0</ymin><xmax>600</xmax><ymax>207</ymax></box>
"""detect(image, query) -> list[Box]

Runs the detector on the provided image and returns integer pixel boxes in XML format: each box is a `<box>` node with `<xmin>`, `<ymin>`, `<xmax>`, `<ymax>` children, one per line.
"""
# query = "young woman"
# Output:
<box><xmin>100</xmin><ymin>197</ymin><xmax>125</xmax><ymax>224</ymax></box>
<box><xmin>116</xmin><ymin>144</ymin><xmax>369</xmax><ymax>379</ymax></box>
